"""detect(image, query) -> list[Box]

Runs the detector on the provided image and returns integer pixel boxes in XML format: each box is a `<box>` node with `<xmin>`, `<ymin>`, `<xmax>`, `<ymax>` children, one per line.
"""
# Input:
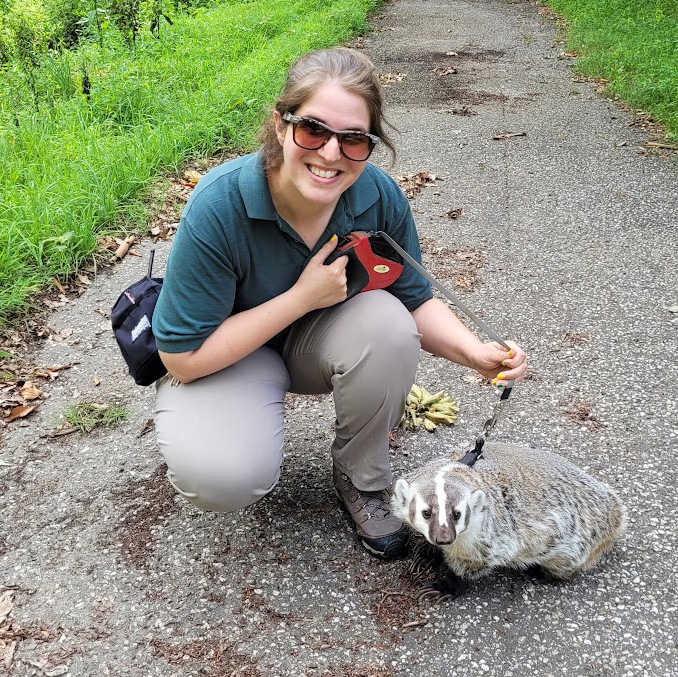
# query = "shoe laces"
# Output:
<box><xmin>360</xmin><ymin>489</ymin><xmax>392</xmax><ymax>520</ymax></box>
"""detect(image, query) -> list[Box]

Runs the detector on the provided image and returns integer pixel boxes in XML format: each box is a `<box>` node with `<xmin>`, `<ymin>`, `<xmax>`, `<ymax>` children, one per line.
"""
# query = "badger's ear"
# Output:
<box><xmin>469</xmin><ymin>489</ymin><xmax>486</xmax><ymax>513</ymax></box>
<box><xmin>394</xmin><ymin>478</ymin><xmax>413</xmax><ymax>506</ymax></box>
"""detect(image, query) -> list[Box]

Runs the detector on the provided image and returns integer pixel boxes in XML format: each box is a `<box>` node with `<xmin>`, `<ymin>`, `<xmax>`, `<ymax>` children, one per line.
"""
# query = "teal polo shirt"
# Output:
<box><xmin>154</xmin><ymin>151</ymin><xmax>433</xmax><ymax>353</ymax></box>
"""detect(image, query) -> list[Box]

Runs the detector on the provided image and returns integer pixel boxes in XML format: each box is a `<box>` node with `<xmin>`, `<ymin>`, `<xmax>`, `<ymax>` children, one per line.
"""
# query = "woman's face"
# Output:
<box><xmin>273</xmin><ymin>84</ymin><xmax>372</xmax><ymax>209</ymax></box>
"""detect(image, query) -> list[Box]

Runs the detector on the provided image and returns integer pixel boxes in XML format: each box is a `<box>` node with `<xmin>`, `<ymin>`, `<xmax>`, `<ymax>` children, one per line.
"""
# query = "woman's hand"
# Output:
<box><xmin>470</xmin><ymin>340</ymin><xmax>527</xmax><ymax>386</ymax></box>
<box><xmin>293</xmin><ymin>236</ymin><xmax>348</xmax><ymax>312</ymax></box>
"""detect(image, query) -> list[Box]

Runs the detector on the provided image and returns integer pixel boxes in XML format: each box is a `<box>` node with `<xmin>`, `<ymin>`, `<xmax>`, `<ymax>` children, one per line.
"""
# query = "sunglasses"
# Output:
<box><xmin>281</xmin><ymin>112</ymin><xmax>380</xmax><ymax>162</ymax></box>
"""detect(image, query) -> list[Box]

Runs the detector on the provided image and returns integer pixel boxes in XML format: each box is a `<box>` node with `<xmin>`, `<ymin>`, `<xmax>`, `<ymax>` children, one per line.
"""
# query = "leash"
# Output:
<box><xmin>376</xmin><ymin>231</ymin><xmax>515</xmax><ymax>467</ymax></box>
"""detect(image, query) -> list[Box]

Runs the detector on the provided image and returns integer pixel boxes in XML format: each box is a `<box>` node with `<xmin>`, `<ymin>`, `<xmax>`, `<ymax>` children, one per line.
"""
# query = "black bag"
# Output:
<box><xmin>111</xmin><ymin>250</ymin><xmax>167</xmax><ymax>386</ymax></box>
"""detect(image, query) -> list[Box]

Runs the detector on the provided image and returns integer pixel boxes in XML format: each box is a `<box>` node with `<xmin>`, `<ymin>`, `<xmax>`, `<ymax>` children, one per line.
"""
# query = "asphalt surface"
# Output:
<box><xmin>2</xmin><ymin>0</ymin><xmax>677</xmax><ymax>675</ymax></box>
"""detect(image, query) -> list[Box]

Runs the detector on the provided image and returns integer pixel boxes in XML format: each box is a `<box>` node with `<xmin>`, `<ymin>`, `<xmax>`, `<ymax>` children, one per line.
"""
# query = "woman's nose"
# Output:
<box><xmin>318</xmin><ymin>134</ymin><xmax>342</xmax><ymax>161</ymax></box>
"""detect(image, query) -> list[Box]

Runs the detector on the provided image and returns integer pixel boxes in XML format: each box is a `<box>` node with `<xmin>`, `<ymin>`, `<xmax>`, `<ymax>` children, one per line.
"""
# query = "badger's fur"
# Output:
<box><xmin>392</xmin><ymin>442</ymin><xmax>627</xmax><ymax>580</ymax></box>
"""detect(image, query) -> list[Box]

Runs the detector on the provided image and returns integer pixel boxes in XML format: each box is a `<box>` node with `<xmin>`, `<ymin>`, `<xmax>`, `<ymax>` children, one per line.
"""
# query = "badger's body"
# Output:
<box><xmin>392</xmin><ymin>443</ymin><xmax>627</xmax><ymax>580</ymax></box>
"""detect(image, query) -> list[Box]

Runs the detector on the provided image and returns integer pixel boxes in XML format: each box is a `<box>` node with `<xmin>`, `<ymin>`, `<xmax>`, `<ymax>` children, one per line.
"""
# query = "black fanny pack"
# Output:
<box><xmin>111</xmin><ymin>250</ymin><xmax>167</xmax><ymax>386</ymax></box>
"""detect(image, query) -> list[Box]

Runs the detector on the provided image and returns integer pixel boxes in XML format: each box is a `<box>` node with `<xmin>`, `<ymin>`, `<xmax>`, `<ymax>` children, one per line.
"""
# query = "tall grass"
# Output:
<box><xmin>545</xmin><ymin>0</ymin><xmax>678</xmax><ymax>137</ymax></box>
<box><xmin>0</xmin><ymin>0</ymin><xmax>380</xmax><ymax>323</ymax></box>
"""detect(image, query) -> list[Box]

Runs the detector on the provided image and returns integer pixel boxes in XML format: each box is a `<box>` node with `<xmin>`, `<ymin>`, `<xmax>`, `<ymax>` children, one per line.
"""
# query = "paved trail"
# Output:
<box><xmin>2</xmin><ymin>0</ymin><xmax>677</xmax><ymax>675</ymax></box>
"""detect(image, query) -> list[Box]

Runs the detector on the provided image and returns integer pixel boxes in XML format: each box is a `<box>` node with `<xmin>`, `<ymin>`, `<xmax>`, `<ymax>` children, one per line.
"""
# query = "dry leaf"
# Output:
<box><xmin>379</xmin><ymin>72</ymin><xmax>407</xmax><ymax>85</ymax></box>
<box><xmin>433</xmin><ymin>66</ymin><xmax>457</xmax><ymax>76</ymax></box>
<box><xmin>0</xmin><ymin>591</ymin><xmax>13</xmax><ymax>620</ymax></box>
<box><xmin>446</xmin><ymin>208</ymin><xmax>463</xmax><ymax>219</ymax></box>
<box><xmin>445</xmin><ymin>51</ymin><xmax>458</xmax><ymax>56</ymax></box>
<box><xmin>4</xmin><ymin>404</ymin><xmax>39</xmax><ymax>422</ymax></box>
<box><xmin>113</xmin><ymin>235</ymin><xmax>135</xmax><ymax>261</ymax></box>
<box><xmin>460</xmin><ymin>373</ymin><xmax>485</xmax><ymax>385</ymax></box>
<box><xmin>183</xmin><ymin>169</ymin><xmax>203</xmax><ymax>184</ymax></box>
<box><xmin>20</xmin><ymin>381</ymin><xmax>42</xmax><ymax>401</ymax></box>
<box><xmin>52</xmin><ymin>278</ymin><xmax>67</xmax><ymax>294</ymax></box>
<box><xmin>396</xmin><ymin>171</ymin><xmax>439</xmax><ymax>199</ymax></box>
<box><xmin>77</xmin><ymin>274</ymin><xmax>91</xmax><ymax>285</ymax></box>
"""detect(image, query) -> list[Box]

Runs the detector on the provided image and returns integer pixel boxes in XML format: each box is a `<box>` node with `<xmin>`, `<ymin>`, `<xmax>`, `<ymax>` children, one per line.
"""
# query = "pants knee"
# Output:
<box><xmin>167</xmin><ymin>458</ymin><xmax>281</xmax><ymax>513</ymax></box>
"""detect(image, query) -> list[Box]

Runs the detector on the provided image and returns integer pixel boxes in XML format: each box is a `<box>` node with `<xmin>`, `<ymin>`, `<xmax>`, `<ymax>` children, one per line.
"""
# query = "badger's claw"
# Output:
<box><xmin>416</xmin><ymin>572</ymin><xmax>468</xmax><ymax>603</ymax></box>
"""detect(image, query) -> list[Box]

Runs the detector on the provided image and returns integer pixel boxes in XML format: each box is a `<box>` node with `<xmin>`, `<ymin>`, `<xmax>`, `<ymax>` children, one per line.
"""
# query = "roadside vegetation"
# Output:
<box><xmin>545</xmin><ymin>0</ymin><xmax>678</xmax><ymax>138</ymax></box>
<box><xmin>0</xmin><ymin>0</ymin><xmax>379</xmax><ymax>325</ymax></box>
<box><xmin>1</xmin><ymin>0</ymin><xmax>676</xmax><ymax>327</ymax></box>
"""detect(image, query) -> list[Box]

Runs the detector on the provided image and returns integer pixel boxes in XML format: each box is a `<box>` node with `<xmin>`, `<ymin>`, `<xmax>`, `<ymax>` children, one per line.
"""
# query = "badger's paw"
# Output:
<box><xmin>417</xmin><ymin>571</ymin><xmax>469</xmax><ymax>603</ymax></box>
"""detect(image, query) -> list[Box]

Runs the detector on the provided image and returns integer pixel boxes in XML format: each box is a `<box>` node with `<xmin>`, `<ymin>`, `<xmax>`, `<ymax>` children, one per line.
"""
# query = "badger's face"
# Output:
<box><xmin>392</xmin><ymin>468</ymin><xmax>485</xmax><ymax>546</ymax></box>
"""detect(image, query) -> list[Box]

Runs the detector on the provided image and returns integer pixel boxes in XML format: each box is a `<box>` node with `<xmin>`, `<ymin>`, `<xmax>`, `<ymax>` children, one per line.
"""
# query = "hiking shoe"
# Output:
<box><xmin>333</xmin><ymin>465</ymin><xmax>409</xmax><ymax>560</ymax></box>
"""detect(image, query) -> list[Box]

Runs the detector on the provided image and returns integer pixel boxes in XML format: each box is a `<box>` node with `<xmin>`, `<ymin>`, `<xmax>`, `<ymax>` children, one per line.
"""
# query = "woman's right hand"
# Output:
<box><xmin>293</xmin><ymin>236</ymin><xmax>348</xmax><ymax>312</ymax></box>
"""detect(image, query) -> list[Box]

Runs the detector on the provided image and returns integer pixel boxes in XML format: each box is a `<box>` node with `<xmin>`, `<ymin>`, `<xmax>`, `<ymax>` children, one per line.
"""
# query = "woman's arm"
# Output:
<box><xmin>160</xmin><ymin>237</ymin><xmax>348</xmax><ymax>383</ymax></box>
<box><xmin>411</xmin><ymin>298</ymin><xmax>527</xmax><ymax>382</ymax></box>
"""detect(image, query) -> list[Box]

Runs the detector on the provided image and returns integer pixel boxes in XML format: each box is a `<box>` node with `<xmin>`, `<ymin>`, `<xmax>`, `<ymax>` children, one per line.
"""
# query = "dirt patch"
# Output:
<box><xmin>419</xmin><ymin>235</ymin><xmax>485</xmax><ymax>290</ymax></box>
<box><xmin>452</xmin><ymin>49</ymin><xmax>506</xmax><ymax>63</ymax></box>
<box><xmin>561</xmin><ymin>397</ymin><xmax>604</xmax><ymax>432</ymax></box>
<box><xmin>149</xmin><ymin>637</ymin><xmax>263</xmax><ymax>676</ymax></box>
<box><xmin>432</xmin><ymin>87</ymin><xmax>510</xmax><ymax>106</ymax></box>
<box><xmin>561</xmin><ymin>330</ymin><xmax>593</xmax><ymax>347</ymax></box>
<box><xmin>106</xmin><ymin>464</ymin><xmax>180</xmax><ymax>568</ymax></box>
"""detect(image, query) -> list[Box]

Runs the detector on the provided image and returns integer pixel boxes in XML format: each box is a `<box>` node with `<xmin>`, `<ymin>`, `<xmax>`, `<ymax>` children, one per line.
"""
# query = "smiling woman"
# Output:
<box><xmin>151</xmin><ymin>47</ymin><xmax>527</xmax><ymax>563</ymax></box>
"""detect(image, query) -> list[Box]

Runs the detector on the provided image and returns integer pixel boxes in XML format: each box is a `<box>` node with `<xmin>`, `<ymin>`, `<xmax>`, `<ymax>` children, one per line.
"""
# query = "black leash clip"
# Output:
<box><xmin>458</xmin><ymin>381</ymin><xmax>514</xmax><ymax>467</ymax></box>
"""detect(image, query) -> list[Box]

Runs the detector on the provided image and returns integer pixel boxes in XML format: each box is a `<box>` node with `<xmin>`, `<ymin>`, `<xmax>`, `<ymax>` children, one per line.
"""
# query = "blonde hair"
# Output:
<box><xmin>259</xmin><ymin>47</ymin><xmax>396</xmax><ymax>173</ymax></box>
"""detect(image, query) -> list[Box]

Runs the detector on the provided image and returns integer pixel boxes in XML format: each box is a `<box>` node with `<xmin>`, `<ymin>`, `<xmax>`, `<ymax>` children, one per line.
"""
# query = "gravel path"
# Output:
<box><xmin>2</xmin><ymin>0</ymin><xmax>677</xmax><ymax>675</ymax></box>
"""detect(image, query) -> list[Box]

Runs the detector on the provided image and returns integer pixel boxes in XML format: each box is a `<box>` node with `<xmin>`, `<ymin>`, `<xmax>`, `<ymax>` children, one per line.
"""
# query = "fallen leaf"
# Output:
<box><xmin>20</xmin><ymin>381</ymin><xmax>42</xmax><ymax>401</ymax></box>
<box><xmin>445</xmin><ymin>51</ymin><xmax>458</xmax><ymax>56</ymax></box>
<box><xmin>77</xmin><ymin>274</ymin><xmax>91</xmax><ymax>285</ymax></box>
<box><xmin>43</xmin><ymin>298</ymin><xmax>68</xmax><ymax>310</ymax></box>
<box><xmin>52</xmin><ymin>278</ymin><xmax>67</xmax><ymax>294</ymax></box>
<box><xmin>113</xmin><ymin>235</ymin><xmax>135</xmax><ymax>261</ymax></box>
<box><xmin>397</xmin><ymin>171</ymin><xmax>440</xmax><ymax>198</ymax></box>
<box><xmin>433</xmin><ymin>66</ymin><xmax>457</xmax><ymax>76</ymax></box>
<box><xmin>183</xmin><ymin>169</ymin><xmax>203</xmax><ymax>184</ymax></box>
<box><xmin>4</xmin><ymin>404</ymin><xmax>39</xmax><ymax>422</ymax></box>
<box><xmin>0</xmin><ymin>591</ymin><xmax>13</xmax><ymax>620</ymax></box>
<box><xmin>445</xmin><ymin>208</ymin><xmax>463</xmax><ymax>219</ymax></box>
<box><xmin>379</xmin><ymin>72</ymin><xmax>407</xmax><ymax>85</ymax></box>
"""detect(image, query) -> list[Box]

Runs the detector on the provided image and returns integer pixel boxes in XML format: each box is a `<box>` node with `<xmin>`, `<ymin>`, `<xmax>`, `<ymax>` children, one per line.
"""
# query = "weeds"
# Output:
<box><xmin>0</xmin><ymin>0</ymin><xmax>380</xmax><ymax>324</ymax></box>
<box><xmin>62</xmin><ymin>401</ymin><xmax>128</xmax><ymax>432</ymax></box>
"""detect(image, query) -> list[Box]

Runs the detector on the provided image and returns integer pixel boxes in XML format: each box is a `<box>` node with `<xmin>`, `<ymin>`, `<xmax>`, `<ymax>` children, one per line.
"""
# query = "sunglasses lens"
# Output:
<box><xmin>293</xmin><ymin>119</ymin><xmax>373</xmax><ymax>161</ymax></box>
<box><xmin>294</xmin><ymin>119</ymin><xmax>331</xmax><ymax>149</ymax></box>
<box><xmin>340</xmin><ymin>133</ymin><xmax>373</xmax><ymax>161</ymax></box>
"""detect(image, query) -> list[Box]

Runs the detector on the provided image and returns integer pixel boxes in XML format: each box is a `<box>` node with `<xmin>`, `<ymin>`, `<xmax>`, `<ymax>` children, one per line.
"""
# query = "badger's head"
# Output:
<box><xmin>391</xmin><ymin>464</ymin><xmax>486</xmax><ymax>546</ymax></box>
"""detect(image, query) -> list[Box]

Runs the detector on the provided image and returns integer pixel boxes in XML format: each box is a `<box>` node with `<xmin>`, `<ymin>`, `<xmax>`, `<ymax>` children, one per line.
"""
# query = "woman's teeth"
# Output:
<box><xmin>309</xmin><ymin>165</ymin><xmax>339</xmax><ymax>179</ymax></box>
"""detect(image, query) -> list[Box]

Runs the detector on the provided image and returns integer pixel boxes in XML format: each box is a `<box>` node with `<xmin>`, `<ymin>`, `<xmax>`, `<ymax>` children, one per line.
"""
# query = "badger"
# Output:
<box><xmin>392</xmin><ymin>442</ymin><xmax>627</xmax><ymax>582</ymax></box>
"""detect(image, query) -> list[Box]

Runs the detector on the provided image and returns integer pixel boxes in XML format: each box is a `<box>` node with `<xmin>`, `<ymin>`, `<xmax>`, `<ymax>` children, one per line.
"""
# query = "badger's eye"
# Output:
<box><xmin>422</xmin><ymin>509</ymin><xmax>432</xmax><ymax>519</ymax></box>
<box><xmin>452</xmin><ymin>510</ymin><xmax>461</xmax><ymax>521</ymax></box>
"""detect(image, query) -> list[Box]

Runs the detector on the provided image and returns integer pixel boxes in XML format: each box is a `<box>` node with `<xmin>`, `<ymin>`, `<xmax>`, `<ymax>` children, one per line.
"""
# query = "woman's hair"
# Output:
<box><xmin>259</xmin><ymin>47</ymin><xmax>396</xmax><ymax>173</ymax></box>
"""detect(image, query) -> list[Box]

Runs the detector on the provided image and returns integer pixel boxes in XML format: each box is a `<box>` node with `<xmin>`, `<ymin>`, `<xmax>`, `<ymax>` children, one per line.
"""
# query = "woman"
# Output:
<box><xmin>153</xmin><ymin>47</ymin><xmax>527</xmax><ymax>560</ymax></box>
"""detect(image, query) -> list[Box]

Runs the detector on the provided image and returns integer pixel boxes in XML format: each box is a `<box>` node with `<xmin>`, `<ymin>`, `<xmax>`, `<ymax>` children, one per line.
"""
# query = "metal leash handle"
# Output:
<box><xmin>376</xmin><ymin>230</ymin><xmax>515</xmax><ymax>464</ymax></box>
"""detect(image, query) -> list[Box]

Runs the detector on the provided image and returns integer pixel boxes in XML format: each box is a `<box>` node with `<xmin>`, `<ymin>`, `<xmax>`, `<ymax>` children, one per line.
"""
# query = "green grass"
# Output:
<box><xmin>63</xmin><ymin>401</ymin><xmax>128</xmax><ymax>433</ymax></box>
<box><xmin>0</xmin><ymin>0</ymin><xmax>380</xmax><ymax>324</ymax></box>
<box><xmin>545</xmin><ymin>0</ymin><xmax>678</xmax><ymax>137</ymax></box>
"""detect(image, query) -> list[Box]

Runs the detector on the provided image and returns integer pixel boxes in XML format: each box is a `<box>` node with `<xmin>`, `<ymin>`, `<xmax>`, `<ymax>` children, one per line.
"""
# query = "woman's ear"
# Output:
<box><xmin>273</xmin><ymin>110</ymin><xmax>286</xmax><ymax>146</ymax></box>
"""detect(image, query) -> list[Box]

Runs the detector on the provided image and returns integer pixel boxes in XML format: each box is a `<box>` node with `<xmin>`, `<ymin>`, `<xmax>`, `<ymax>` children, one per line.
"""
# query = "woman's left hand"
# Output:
<box><xmin>470</xmin><ymin>340</ymin><xmax>527</xmax><ymax>386</ymax></box>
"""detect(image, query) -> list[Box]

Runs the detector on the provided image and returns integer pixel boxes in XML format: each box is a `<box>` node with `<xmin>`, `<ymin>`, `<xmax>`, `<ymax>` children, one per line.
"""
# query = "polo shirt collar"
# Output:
<box><xmin>239</xmin><ymin>150</ymin><xmax>381</xmax><ymax>221</ymax></box>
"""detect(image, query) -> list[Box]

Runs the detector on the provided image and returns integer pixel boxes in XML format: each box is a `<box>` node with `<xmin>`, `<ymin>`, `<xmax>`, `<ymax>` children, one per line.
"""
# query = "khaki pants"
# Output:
<box><xmin>155</xmin><ymin>290</ymin><xmax>422</xmax><ymax>512</ymax></box>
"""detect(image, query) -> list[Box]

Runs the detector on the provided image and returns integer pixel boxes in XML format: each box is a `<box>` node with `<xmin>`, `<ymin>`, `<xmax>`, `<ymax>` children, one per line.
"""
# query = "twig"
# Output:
<box><xmin>493</xmin><ymin>131</ymin><xmax>527</xmax><ymax>141</ymax></box>
<box><xmin>402</xmin><ymin>619</ymin><xmax>429</xmax><ymax>629</ymax></box>
<box><xmin>644</xmin><ymin>142</ymin><xmax>678</xmax><ymax>150</ymax></box>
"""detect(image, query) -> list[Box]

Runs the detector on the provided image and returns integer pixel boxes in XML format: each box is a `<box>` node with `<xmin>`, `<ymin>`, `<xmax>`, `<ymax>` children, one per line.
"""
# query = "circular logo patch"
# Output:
<box><xmin>373</xmin><ymin>264</ymin><xmax>390</xmax><ymax>274</ymax></box>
